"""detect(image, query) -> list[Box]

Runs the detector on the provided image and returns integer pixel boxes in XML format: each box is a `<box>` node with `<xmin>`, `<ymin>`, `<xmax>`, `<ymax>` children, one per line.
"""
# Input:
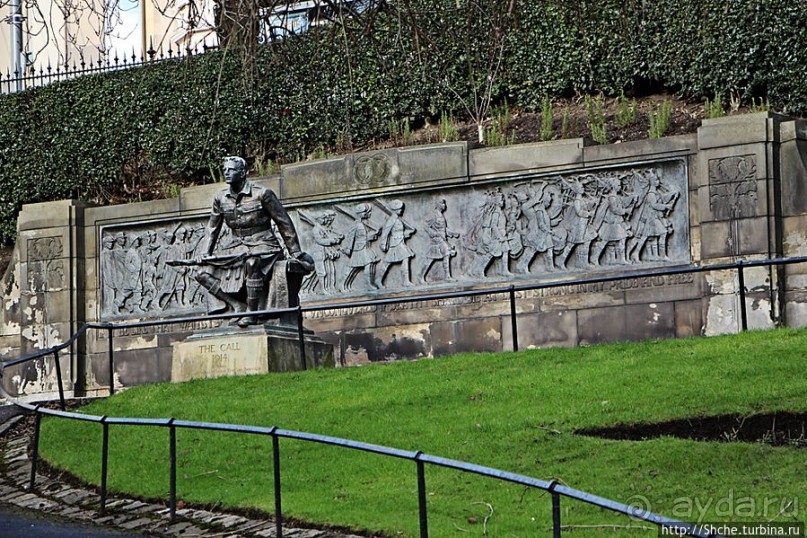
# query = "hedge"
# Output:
<box><xmin>0</xmin><ymin>0</ymin><xmax>803</xmax><ymax>244</ymax></box>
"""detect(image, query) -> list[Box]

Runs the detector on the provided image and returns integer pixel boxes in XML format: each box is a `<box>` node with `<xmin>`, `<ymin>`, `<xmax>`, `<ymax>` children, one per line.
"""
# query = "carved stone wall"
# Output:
<box><xmin>99</xmin><ymin>218</ymin><xmax>209</xmax><ymax>319</ymax></box>
<box><xmin>2</xmin><ymin>113</ymin><xmax>806</xmax><ymax>397</ymax></box>
<box><xmin>294</xmin><ymin>161</ymin><xmax>689</xmax><ymax>299</ymax></box>
<box><xmin>96</xmin><ymin>161</ymin><xmax>689</xmax><ymax>319</ymax></box>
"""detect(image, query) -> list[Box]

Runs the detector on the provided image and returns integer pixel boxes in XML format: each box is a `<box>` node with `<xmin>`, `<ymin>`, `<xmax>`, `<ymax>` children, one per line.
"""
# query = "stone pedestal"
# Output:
<box><xmin>172</xmin><ymin>325</ymin><xmax>335</xmax><ymax>382</ymax></box>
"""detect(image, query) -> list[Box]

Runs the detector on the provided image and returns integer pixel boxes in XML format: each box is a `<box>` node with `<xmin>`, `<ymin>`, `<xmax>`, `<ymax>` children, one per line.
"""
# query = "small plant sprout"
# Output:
<box><xmin>255</xmin><ymin>158</ymin><xmax>279</xmax><ymax>176</ymax></box>
<box><xmin>540</xmin><ymin>96</ymin><xmax>553</xmax><ymax>141</ymax></box>
<box><xmin>484</xmin><ymin>101</ymin><xmax>515</xmax><ymax>146</ymax></box>
<box><xmin>616</xmin><ymin>91</ymin><xmax>638</xmax><ymax>128</ymax></box>
<box><xmin>648</xmin><ymin>99</ymin><xmax>673</xmax><ymax>138</ymax></box>
<box><xmin>586</xmin><ymin>94</ymin><xmax>607</xmax><ymax>145</ymax></box>
<box><xmin>705</xmin><ymin>94</ymin><xmax>725</xmax><ymax>119</ymax></box>
<box><xmin>751</xmin><ymin>97</ymin><xmax>771</xmax><ymax>113</ymax></box>
<box><xmin>402</xmin><ymin>117</ymin><xmax>413</xmax><ymax>145</ymax></box>
<box><xmin>730</xmin><ymin>92</ymin><xmax>741</xmax><ymax>113</ymax></box>
<box><xmin>388</xmin><ymin>119</ymin><xmax>401</xmax><ymax>142</ymax></box>
<box><xmin>439</xmin><ymin>111</ymin><xmax>460</xmax><ymax>142</ymax></box>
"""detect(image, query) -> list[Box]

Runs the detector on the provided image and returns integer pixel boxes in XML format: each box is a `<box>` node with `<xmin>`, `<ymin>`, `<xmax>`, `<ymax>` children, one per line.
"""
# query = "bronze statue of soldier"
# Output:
<box><xmin>191</xmin><ymin>156</ymin><xmax>313</xmax><ymax>327</ymax></box>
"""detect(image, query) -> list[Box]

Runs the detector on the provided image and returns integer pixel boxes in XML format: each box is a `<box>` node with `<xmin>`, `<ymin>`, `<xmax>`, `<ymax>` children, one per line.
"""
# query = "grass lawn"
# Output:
<box><xmin>40</xmin><ymin>328</ymin><xmax>806</xmax><ymax>536</ymax></box>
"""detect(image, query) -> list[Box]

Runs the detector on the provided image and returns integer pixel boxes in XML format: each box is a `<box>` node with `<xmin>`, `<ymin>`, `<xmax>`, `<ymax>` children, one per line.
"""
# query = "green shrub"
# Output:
<box><xmin>0</xmin><ymin>0</ymin><xmax>805</xmax><ymax>243</ymax></box>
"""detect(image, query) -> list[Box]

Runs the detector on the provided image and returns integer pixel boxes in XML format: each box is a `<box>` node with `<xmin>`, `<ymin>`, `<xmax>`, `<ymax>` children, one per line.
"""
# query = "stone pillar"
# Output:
<box><xmin>3</xmin><ymin>200</ymin><xmax>88</xmax><ymax>399</ymax></box>
<box><xmin>697</xmin><ymin>112</ymin><xmax>785</xmax><ymax>334</ymax></box>
<box><xmin>778</xmin><ymin>118</ymin><xmax>807</xmax><ymax>326</ymax></box>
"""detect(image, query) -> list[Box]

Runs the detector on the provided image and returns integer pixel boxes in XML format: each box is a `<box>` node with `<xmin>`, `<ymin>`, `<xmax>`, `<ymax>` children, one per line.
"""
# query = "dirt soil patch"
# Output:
<box><xmin>394</xmin><ymin>94</ymin><xmax>711</xmax><ymax>150</ymax></box>
<box><xmin>576</xmin><ymin>412</ymin><xmax>807</xmax><ymax>447</ymax></box>
<box><xmin>29</xmin><ymin>92</ymin><xmax>792</xmax><ymax>224</ymax></box>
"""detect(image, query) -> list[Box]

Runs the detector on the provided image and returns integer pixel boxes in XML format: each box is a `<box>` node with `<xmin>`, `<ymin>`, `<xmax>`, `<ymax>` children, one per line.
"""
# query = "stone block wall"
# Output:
<box><xmin>779</xmin><ymin>119</ymin><xmax>807</xmax><ymax>326</ymax></box>
<box><xmin>2</xmin><ymin>112</ymin><xmax>806</xmax><ymax>398</ymax></box>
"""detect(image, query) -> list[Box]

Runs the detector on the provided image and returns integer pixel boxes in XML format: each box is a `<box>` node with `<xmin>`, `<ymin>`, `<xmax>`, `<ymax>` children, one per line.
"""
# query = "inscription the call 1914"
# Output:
<box><xmin>98</xmin><ymin>161</ymin><xmax>689</xmax><ymax>318</ymax></box>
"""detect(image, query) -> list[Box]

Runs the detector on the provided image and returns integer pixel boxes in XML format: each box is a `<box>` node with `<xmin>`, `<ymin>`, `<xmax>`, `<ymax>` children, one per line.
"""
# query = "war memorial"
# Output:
<box><xmin>1</xmin><ymin>112</ymin><xmax>806</xmax><ymax>400</ymax></box>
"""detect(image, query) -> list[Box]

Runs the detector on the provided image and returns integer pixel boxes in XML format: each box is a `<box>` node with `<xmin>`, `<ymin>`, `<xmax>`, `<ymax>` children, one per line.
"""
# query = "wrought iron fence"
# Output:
<box><xmin>3</xmin><ymin>255</ymin><xmax>806</xmax><ymax>537</ymax></box>
<box><xmin>0</xmin><ymin>0</ymin><xmax>372</xmax><ymax>94</ymax></box>
<box><xmin>1</xmin><ymin>43</ymin><xmax>217</xmax><ymax>94</ymax></box>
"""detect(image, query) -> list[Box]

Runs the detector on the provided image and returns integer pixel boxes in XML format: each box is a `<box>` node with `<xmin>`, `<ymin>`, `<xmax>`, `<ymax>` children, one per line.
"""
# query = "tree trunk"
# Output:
<box><xmin>215</xmin><ymin>0</ymin><xmax>260</xmax><ymax>51</ymax></box>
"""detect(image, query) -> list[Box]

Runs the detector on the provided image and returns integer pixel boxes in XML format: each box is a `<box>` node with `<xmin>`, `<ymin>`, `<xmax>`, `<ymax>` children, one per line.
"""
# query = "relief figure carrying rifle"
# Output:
<box><xmin>338</xmin><ymin>203</ymin><xmax>380</xmax><ymax>291</ymax></box>
<box><xmin>376</xmin><ymin>199</ymin><xmax>416</xmax><ymax>286</ymax></box>
<box><xmin>299</xmin><ymin>209</ymin><xmax>343</xmax><ymax>294</ymax></box>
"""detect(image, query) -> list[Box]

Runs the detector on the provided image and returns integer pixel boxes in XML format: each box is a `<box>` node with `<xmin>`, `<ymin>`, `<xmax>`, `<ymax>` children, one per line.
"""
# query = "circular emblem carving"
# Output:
<box><xmin>354</xmin><ymin>154</ymin><xmax>390</xmax><ymax>185</ymax></box>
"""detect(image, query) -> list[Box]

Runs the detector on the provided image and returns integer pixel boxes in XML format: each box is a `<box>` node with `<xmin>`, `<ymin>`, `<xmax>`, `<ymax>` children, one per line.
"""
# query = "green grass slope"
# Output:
<box><xmin>41</xmin><ymin>329</ymin><xmax>806</xmax><ymax>536</ymax></box>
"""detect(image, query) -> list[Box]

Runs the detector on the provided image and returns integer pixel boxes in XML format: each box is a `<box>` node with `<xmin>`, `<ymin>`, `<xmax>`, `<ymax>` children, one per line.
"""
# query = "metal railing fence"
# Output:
<box><xmin>17</xmin><ymin>402</ymin><xmax>714</xmax><ymax>538</ymax></box>
<box><xmin>1</xmin><ymin>44</ymin><xmax>216</xmax><ymax>94</ymax></box>
<box><xmin>3</xmin><ymin>254</ymin><xmax>805</xmax><ymax>537</ymax></box>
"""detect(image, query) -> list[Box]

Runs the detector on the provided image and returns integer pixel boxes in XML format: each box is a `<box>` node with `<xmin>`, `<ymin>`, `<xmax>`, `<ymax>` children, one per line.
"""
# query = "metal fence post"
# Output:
<box><xmin>737</xmin><ymin>262</ymin><xmax>748</xmax><ymax>331</ymax></box>
<box><xmin>552</xmin><ymin>493</ymin><xmax>562</xmax><ymax>537</ymax></box>
<box><xmin>415</xmin><ymin>452</ymin><xmax>428</xmax><ymax>538</ymax></box>
<box><xmin>549</xmin><ymin>481</ymin><xmax>561</xmax><ymax>538</ymax></box>
<box><xmin>272</xmin><ymin>431</ymin><xmax>283</xmax><ymax>538</ymax></box>
<box><xmin>296</xmin><ymin>307</ymin><xmax>307</xmax><ymax>371</ymax></box>
<box><xmin>107</xmin><ymin>326</ymin><xmax>115</xmax><ymax>395</ymax></box>
<box><xmin>100</xmin><ymin>416</ymin><xmax>109</xmax><ymax>514</ymax></box>
<box><xmin>169</xmin><ymin>419</ymin><xmax>177</xmax><ymax>522</ymax></box>
<box><xmin>52</xmin><ymin>350</ymin><xmax>65</xmax><ymax>410</ymax></box>
<box><xmin>509</xmin><ymin>285</ymin><xmax>519</xmax><ymax>352</ymax></box>
<box><xmin>28</xmin><ymin>409</ymin><xmax>42</xmax><ymax>491</ymax></box>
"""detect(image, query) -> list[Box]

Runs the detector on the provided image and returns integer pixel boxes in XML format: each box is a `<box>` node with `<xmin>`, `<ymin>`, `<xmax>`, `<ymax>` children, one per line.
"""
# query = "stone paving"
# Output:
<box><xmin>0</xmin><ymin>408</ymin><xmax>365</xmax><ymax>538</ymax></box>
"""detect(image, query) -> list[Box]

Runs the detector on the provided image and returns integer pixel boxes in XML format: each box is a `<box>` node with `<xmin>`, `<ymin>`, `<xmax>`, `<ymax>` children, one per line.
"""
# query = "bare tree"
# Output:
<box><xmin>214</xmin><ymin>0</ymin><xmax>258</xmax><ymax>50</ymax></box>
<box><xmin>393</xmin><ymin>0</ymin><xmax>519</xmax><ymax>143</ymax></box>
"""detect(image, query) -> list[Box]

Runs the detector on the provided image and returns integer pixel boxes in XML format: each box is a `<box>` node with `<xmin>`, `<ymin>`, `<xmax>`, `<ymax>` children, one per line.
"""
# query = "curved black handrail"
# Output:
<box><xmin>5</xmin><ymin>397</ymin><xmax>710</xmax><ymax>537</ymax></box>
<box><xmin>4</xmin><ymin>255</ymin><xmax>802</xmax><ymax>537</ymax></box>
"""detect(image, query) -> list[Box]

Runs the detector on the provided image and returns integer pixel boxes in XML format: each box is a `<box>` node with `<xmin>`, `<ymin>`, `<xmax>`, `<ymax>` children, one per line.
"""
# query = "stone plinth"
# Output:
<box><xmin>172</xmin><ymin>326</ymin><xmax>335</xmax><ymax>382</ymax></box>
